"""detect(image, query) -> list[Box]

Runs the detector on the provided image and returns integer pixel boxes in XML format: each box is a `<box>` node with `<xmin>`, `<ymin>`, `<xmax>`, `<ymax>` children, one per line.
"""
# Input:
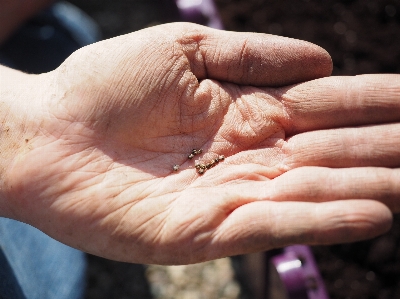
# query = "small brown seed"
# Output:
<box><xmin>189</xmin><ymin>149</ymin><xmax>203</xmax><ymax>159</ymax></box>
<box><xmin>193</xmin><ymin>153</ymin><xmax>225</xmax><ymax>175</ymax></box>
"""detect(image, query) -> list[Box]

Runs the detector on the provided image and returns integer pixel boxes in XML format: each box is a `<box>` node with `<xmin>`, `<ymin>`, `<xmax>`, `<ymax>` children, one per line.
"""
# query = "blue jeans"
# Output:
<box><xmin>0</xmin><ymin>2</ymin><xmax>100</xmax><ymax>298</ymax></box>
<box><xmin>0</xmin><ymin>219</ymin><xmax>86</xmax><ymax>299</ymax></box>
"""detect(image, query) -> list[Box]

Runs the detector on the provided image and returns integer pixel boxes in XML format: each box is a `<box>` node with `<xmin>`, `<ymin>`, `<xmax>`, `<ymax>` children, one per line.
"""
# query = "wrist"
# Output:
<box><xmin>0</xmin><ymin>65</ymin><xmax>48</xmax><ymax>218</ymax></box>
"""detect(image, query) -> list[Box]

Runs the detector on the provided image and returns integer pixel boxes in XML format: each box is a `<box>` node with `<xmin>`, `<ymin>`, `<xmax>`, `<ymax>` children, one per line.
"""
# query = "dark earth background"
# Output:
<box><xmin>64</xmin><ymin>0</ymin><xmax>400</xmax><ymax>298</ymax></box>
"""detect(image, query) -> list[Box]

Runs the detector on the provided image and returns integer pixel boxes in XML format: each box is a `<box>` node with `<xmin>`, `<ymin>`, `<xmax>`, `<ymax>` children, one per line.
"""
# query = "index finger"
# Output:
<box><xmin>279</xmin><ymin>74</ymin><xmax>400</xmax><ymax>135</ymax></box>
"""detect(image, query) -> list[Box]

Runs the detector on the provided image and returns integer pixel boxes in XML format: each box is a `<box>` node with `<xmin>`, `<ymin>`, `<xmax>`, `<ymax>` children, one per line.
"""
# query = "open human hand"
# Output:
<box><xmin>0</xmin><ymin>23</ymin><xmax>398</xmax><ymax>264</ymax></box>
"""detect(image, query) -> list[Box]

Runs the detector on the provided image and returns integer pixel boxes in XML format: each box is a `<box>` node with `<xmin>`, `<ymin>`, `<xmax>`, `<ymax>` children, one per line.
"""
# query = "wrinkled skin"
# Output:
<box><xmin>1</xmin><ymin>23</ymin><xmax>399</xmax><ymax>265</ymax></box>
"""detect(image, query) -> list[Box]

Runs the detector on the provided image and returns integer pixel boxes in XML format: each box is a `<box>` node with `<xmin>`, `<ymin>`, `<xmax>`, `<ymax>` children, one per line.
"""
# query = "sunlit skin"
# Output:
<box><xmin>0</xmin><ymin>23</ymin><xmax>399</xmax><ymax>265</ymax></box>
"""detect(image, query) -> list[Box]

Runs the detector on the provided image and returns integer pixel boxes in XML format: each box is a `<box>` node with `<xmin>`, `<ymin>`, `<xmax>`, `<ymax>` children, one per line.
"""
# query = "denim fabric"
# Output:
<box><xmin>0</xmin><ymin>218</ymin><xmax>86</xmax><ymax>299</ymax></box>
<box><xmin>0</xmin><ymin>2</ymin><xmax>101</xmax><ymax>298</ymax></box>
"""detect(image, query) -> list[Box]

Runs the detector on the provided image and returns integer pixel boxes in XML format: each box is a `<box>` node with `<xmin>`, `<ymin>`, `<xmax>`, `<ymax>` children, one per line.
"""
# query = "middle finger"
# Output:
<box><xmin>283</xmin><ymin>122</ymin><xmax>400</xmax><ymax>169</ymax></box>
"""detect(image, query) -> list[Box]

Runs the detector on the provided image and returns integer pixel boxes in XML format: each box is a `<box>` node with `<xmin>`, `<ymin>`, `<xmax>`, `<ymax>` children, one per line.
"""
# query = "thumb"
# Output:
<box><xmin>169</xmin><ymin>22</ymin><xmax>332</xmax><ymax>86</ymax></box>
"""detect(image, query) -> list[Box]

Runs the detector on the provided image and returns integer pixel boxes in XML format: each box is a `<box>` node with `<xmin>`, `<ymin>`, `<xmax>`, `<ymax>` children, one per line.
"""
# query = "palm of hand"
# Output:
<box><xmin>5</xmin><ymin>23</ymin><xmax>396</xmax><ymax>264</ymax></box>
